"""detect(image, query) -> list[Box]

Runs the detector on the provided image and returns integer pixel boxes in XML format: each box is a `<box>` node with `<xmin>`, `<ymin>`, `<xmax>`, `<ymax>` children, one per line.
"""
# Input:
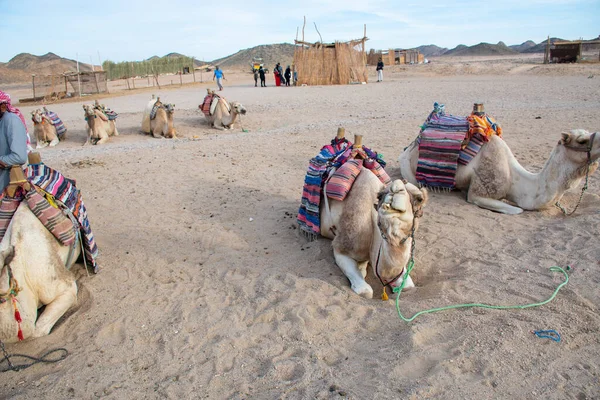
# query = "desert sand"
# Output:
<box><xmin>1</xmin><ymin>55</ymin><xmax>599</xmax><ymax>399</ymax></box>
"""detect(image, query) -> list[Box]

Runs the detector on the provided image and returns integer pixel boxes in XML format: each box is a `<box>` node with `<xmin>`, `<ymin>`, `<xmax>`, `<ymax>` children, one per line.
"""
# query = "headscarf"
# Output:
<box><xmin>0</xmin><ymin>90</ymin><xmax>33</xmax><ymax>151</ymax></box>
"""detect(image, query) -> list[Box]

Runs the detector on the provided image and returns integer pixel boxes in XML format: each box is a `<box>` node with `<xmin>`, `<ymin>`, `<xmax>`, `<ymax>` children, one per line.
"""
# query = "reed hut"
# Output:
<box><xmin>294</xmin><ymin>24</ymin><xmax>368</xmax><ymax>85</ymax></box>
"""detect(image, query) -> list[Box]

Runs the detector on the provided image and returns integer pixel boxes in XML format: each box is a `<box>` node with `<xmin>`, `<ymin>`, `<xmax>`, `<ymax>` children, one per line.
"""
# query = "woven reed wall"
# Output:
<box><xmin>294</xmin><ymin>40</ymin><xmax>367</xmax><ymax>85</ymax></box>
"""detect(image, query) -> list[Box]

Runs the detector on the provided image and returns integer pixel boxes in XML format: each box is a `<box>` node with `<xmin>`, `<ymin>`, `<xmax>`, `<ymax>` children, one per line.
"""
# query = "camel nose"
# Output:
<box><xmin>241</xmin><ymin>109</ymin><xmax>247</xmax><ymax>115</ymax></box>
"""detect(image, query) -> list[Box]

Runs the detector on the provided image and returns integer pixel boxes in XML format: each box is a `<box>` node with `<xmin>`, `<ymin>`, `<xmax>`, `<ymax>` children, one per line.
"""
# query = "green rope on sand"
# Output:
<box><xmin>392</xmin><ymin>262</ymin><xmax>569</xmax><ymax>323</ymax></box>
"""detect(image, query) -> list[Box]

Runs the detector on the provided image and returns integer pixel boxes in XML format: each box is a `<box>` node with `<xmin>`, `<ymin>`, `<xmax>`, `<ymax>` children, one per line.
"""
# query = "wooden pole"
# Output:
<box><xmin>94</xmin><ymin>72</ymin><xmax>100</xmax><ymax>94</ymax></box>
<box><xmin>192</xmin><ymin>57</ymin><xmax>196</xmax><ymax>82</ymax></box>
<box><xmin>353</xmin><ymin>134</ymin><xmax>363</xmax><ymax>149</ymax></box>
<box><xmin>28</xmin><ymin>152</ymin><xmax>42</xmax><ymax>165</ymax></box>
<box><xmin>32</xmin><ymin>75</ymin><xmax>36</xmax><ymax>98</ymax></box>
<box><xmin>336</xmin><ymin>127</ymin><xmax>345</xmax><ymax>139</ymax></box>
<box><xmin>179</xmin><ymin>71</ymin><xmax>183</xmax><ymax>86</ymax></box>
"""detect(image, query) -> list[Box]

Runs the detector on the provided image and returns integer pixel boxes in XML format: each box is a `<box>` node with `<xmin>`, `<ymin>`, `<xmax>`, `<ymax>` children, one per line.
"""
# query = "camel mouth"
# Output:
<box><xmin>240</xmin><ymin>109</ymin><xmax>247</xmax><ymax>115</ymax></box>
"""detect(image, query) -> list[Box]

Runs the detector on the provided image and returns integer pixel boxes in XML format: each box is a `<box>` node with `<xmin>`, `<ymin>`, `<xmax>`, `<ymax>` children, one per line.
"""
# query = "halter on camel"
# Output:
<box><xmin>373</xmin><ymin>182</ymin><xmax>424</xmax><ymax>301</ymax></box>
<box><xmin>555</xmin><ymin>131</ymin><xmax>596</xmax><ymax>215</ymax></box>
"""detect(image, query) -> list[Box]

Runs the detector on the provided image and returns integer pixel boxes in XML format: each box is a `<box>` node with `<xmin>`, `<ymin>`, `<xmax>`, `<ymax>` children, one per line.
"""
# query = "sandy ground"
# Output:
<box><xmin>1</xmin><ymin>56</ymin><xmax>600</xmax><ymax>399</ymax></box>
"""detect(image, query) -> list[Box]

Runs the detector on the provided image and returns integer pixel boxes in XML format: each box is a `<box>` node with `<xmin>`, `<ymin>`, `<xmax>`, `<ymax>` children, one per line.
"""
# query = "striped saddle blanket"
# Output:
<box><xmin>416</xmin><ymin>112</ymin><xmax>469</xmax><ymax>189</ymax></box>
<box><xmin>44</xmin><ymin>110</ymin><xmax>67</xmax><ymax>138</ymax></box>
<box><xmin>415</xmin><ymin>104</ymin><xmax>502</xmax><ymax>189</ymax></box>
<box><xmin>26</xmin><ymin>163</ymin><xmax>99</xmax><ymax>272</ymax></box>
<box><xmin>200</xmin><ymin>94</ymin><xmax>227</xmax><ymax>116</ymax></box>
<box><xmin>105</xmin><ymin>110</ymin><xmax>118</xmax><ymax>120</ymax></box>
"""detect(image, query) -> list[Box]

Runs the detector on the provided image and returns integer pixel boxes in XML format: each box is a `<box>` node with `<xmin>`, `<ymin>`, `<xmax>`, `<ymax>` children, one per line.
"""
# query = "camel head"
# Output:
<box><xmin>83</xmin><ymin>104</ymin><xmax>96</xmax><ymax>119</ymax></box>
<box><xmin>164</xmin><ymin>103</ymin><xmax>175</xmax><ymax>116</ymax></box>
<box><xmin>31</xmin><ymin>109</ymin><xmax>43</xmax><ymax>124</ymax></box>
<box><xmin>375</xmin><ymin>180</ymin><xmax>428</xmax><ymax>286</ymax></box>
<box><xmin>559</xmin><ymin>129</ymin><xmax>599</xmax><ymax>175</ymax></box>
<box><xmin>230</xmin><ymin>102</ymin><xmax>247</xmax><ymax>116</ymax></box>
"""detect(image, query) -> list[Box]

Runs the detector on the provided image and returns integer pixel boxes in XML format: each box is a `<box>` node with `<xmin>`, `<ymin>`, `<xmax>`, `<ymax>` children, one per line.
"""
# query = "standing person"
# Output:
<box><xmin>0</xmin><ymin>91</ymin><xmax>29</xmax><ymax>192</ymax></box>
<box><xmin>258</xmin><ymin>66</ymin><xmax>266</xmax><ymax>87</ymax></box>
<box><xmin>284</xmin><ymin>65</ymin><xmax>291</xmax><ymax>87</ymax></box>
<box><xmin>274</xmin><ymin>64</ymin><xmax>281</xmax><ymax>87</ymax></box>
<box><xmin>376</xmin><ymin>58</ymin><xmax>384</xmax><ymax>82</ymax></box>
<box><xmin>213</xmin><ymin>66</ymin><xmax>225</xmax><ymax>91</ymax></box>
<box><xmin>253</xmin><ymin>68</ymin><xmax>259</xmax><ymax>87</ymax></box>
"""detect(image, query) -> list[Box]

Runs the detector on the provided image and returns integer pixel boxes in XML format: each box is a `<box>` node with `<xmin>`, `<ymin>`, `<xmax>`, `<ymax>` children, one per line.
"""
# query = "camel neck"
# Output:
<box><xmin>508</xmin><ymin>146</ymin><xmax>585</xmax><ymax>209</ymax></box>
<box><xmin>371</xmin><ymin>233</ymin><xmax>410</xmax><ymax>285</ymax></box>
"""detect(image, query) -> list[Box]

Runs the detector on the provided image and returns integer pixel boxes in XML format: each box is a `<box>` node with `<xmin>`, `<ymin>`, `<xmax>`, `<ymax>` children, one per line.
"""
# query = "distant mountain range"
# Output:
<box><xmin>2</xmin><ymin>36</ymin><xmax>598</xmax><ymax>84</ymax></box>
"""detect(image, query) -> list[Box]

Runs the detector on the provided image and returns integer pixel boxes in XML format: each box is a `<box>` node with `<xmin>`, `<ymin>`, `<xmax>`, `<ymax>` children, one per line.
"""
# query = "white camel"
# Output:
<box><xmin>0</xmin><ymin>202</ymin><xmax>79</xmax><ymax>342</ymax></box>
<box><xmin>31</xmin><ymin>109</ymin><xmax>59</xmax><ymax>148</ymax></box>
<box><xmin>399</xmin><ymin>129</ymin><xmax>599</xmax><ymax>214</ymax></box>
<box><xmin>320</xmin><ymin>170</ymin><xmax>428</xmax><ymax>298</ymax></box>
<box><xmin>202</xmin><ymin>92</ymin><xmax>247</xmax><ymax>130</ymax></box>
<box><xmin>141</xmin><ymin>97</ymin><xmax>176</xmax><ymax>138</ymax></box>
<box><xmin>83</xmin><ymin>104</ymin><xmax>119</xmax><ymax>145</ymax></box>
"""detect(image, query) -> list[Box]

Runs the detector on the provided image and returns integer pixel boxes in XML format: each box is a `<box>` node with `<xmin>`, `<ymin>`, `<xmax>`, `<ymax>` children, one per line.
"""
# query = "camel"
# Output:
<box><xmin>0</xmin><ymin>200</ymin><xmax>79</xmax><ymax>342</ymax></box>
<box><xmin>82</xmin><ymin>104</ymin><xmax>119</xmax><ymax>145</ymax></box>
<box><xmin>31</xmin><ymin>109</ymin><xmax>59</xmax><ymax>148</ymax></box>
<box><xmin>141</xmin><ymin>97</ymin><xmax>176</xmax><ymax>138</ymax></box>
<box><xmin>202</xmin><ymin>90</ymin><xmax>246</xmax><ymax>130</ymax></box>
<box><xmin>399</xmin><ymin>129</ymin><xmax>599</xmax><ymax>214</ymax></box>
<box><xmin>320</xmin><ymin>170</ymin><xmax>428</xmax><ymax>298</ymax></box>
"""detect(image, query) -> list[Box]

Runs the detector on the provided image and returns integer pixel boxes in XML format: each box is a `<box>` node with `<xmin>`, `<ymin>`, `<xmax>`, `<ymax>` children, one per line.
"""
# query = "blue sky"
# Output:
<box><xmin>1</xmin><ymin>0</ymin><xmax>598</xmax><ymax>64</ymax></box>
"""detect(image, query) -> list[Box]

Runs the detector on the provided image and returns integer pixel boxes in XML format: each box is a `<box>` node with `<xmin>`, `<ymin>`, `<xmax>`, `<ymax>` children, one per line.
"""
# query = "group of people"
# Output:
<box><xmin>253</xmin><ymin>63</ymin><xmax>293</xmax><ymax>87</ymax></box>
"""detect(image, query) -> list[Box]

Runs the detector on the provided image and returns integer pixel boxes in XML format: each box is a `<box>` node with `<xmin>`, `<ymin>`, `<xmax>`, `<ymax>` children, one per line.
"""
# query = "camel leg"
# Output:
<box><xmin>151</xmin><ymin>126</ymin><xmax>162</xmax><ymax>138</ymax></box>
<box><xmin>49</xmin><ymin>137</ymin><xmax>59</xmax><ymax>147</ymax></box>
<box><xmin>36</xmin><ymin>141</ymin><xmax>49</xmax><ymax>149</ymax></box>
<box><xmin>358</xmin><ymin>260</ymin><xmax>368</xmax><ymax>279</ymax></box>
<box><xmin>33</xmin><ymin>281</ymin><xmax>77</xmax><ymax>337</ymax></box>
<box><xmin>112</xmin><ymin>122</ymin><xmax>119</xmax><ymax>136</ymax></box>
<box><xmin>95</xmin><ymin>136</ymin><xmax>109</xmax><ymax>145</ymax></box>
<box><xmin>334</xmin><ymin>251</ymin><xmax>373</xmax><ymax>299</ymax></box>
<box><xmin>467</xmin><ymin>195</ymin><xmax>523</xmax><ymax>214</ymax></box>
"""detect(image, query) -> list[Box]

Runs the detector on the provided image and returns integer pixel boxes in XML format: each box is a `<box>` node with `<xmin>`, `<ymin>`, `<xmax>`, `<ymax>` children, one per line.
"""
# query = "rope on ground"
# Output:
<box><xmin>392</xmin><ymin>266</ymin><xmax>570</xmax><ymax>323</ymax></box>
<box><xmin>1</xmin><ymin>340</ymin><xmax>69</xmax><ymax>372</ymax></box>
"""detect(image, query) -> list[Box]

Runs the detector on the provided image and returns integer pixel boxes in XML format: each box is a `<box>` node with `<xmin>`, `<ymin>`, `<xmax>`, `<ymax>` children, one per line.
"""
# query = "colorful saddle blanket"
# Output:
<box><xmin>200</xmin><ymin>94</ymin><xmax>228</xmax><ymax>116</ymax></box>
<box><xmin>44</xmin><ymin>110</ymin><xmax>67</xmax><ymax>138</ymax></box>
<box><xmin>105</xmin><ymin>110</ymin><xmax>118</xmax><ymax>120</ymax></box>
<box><xmin>150</xmin><ymin>101</ymin><xmax>161</xmax><ymax>120</ymax></box>
<box><xmin>416</xmin><ymin>112</ymin><xmax>468</xmax><ymax>189</ymax></box>
<box><xmin>415</xmin><ymin>103</ymin><xmax>503</xmax><ymax>189</ymax></box>
<box><xmin>25</xmin><ymin>163</ymin><xmax>99</xmax><ymax>273</ymax></box>
<box><xmin>297</xmin><ymin>139</ymin><xmax>388</xmax><ymax>239</ymax></box>
<box><xmin>325</xmin><ymin>150</ymin><xmax>391</xmax><ymax>202</ymax></box>
<box><xmin>297</xmin><ymin>138</ymin><xmax>350</xmax><ymax>238</ymax></box>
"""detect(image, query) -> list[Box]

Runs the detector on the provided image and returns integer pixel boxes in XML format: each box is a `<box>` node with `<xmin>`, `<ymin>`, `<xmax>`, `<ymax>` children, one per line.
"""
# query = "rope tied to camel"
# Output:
<box><xmin>391</xmin><ymin>244</ymin><xmax>570</xmax><ymax>322</ymax></box>
<box><xmin>0</xmin><ymin>266</ymin><xmax>23</xmax><ymax>341</ymax></box>
<box><xmin>555</xmin><ymin>156</ymin><xmax>591</xmax><ymax>216</ymax></box>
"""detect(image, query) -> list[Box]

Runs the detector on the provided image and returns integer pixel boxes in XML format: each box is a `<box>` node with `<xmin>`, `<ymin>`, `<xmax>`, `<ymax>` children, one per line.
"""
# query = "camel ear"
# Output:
<box><xmin>560</xmin><ymin>132</ymin><xmax>572</xmax><ymax>145</ymax></box>
<box><xmin>405</xmin><ymin>182</ymin><xmax>428</xmax><ymax>208</ymax></box>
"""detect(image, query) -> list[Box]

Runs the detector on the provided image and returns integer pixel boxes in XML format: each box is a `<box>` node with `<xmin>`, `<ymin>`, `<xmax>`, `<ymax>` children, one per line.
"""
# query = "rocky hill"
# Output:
<box><xmin>6</xmin><ymin>52</ymin><xmax>93</xmax><ymax>74</ymax></box>
<box><xmin>509</xmin><ymin>40</ymin><xmax>537</xmax><ymax>52</ymax></box>
<box><xmin>415</xmin><ymin>45</ymin><xmax>448</xmax><ymax>57</ymax></box>
<box><xmin>443</xmin><ymin>41</ymin><xmax>519</xmax><ymax>56</ymax></box>
<box><xmin>522</xmin><ymin>38</ymin><xmax>564</xmax><ymax>53</ymax></box>
<box><xmin>210</xmin><ymin>43</ymin><xmax>295</xmax><ymax>71</ymax></box>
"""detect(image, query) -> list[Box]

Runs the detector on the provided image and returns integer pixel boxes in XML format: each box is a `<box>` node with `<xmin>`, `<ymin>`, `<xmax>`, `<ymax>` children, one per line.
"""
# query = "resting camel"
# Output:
<box><xmin>0</xmin><ymin>192</ymin><xmax>79</xmax><ymax>342</ymax></box>
<box><xmin>31</xmin><ymin>109</ymin><xmax>59</xmax><ymax>148</ymax></box>
<box><xmin>203</xmin><ymin>91</ymin><xmax>246</xmax><ymax>130</ymax></box>
<box><xmin>399</xmin><ymin>129</ymin><xmax>599</xmax><ymax>214</ymax></box>
<box><xmin>141</xmin><ymin>97</ymin><xmax>176</xmax><ymax>138</ymax></box>
<box><xmin>320</xmin><ymin>170</ymin><xmax>428</xmax><ymax>298</ymax></box>
<box><xmin>82</xmin><ymin>104</ymin><xmax>119</xmax><ymax>145</ymax></box>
